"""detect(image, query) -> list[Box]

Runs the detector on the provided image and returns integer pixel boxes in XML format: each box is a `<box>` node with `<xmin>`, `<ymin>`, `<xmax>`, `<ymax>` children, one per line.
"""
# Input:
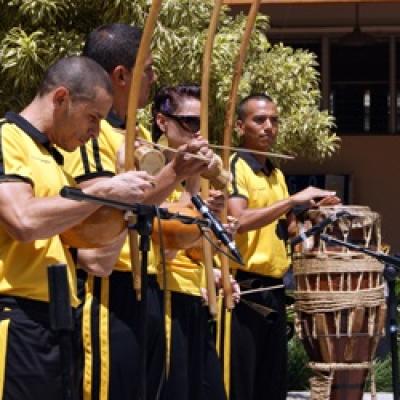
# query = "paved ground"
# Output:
<box><xmin>287</xmin><ymin>393</ymin><xmax>394</xmax><ymax>399</ymax></box>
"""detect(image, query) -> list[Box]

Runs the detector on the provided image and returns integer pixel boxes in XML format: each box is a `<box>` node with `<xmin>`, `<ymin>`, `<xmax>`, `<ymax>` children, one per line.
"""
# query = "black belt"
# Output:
<box><xmin>77</xmin><ymin>269</ymin><xmax>159</xmax><ymax>287</ymax></box>
<box><xmin>0</xmin><ymin>295</ymin><xmax>50</xmax><ymax>315</ymax></box>
<box><xmin>0</xmin><ymin>295</ymin><xmax>76</xmax><ymax>326</ymax></box>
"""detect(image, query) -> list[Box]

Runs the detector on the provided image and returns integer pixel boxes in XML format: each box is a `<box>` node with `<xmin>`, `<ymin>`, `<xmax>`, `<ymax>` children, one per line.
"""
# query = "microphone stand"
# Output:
<box><xmin>60</xmin><ymin>187</ymin><xmax>209</xmax><ymax>399</ymax></box>
<box><xmin>320</xmin><ymin>234</ymin><xmax>400</xmax><ymax>400</ymax></box>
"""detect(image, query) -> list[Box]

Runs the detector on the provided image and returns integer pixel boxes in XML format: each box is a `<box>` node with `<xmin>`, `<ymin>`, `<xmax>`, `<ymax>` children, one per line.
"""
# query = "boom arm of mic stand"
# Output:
<box><xmin>60</xmin><ymin>186</ymin><xmax>210</xmax><ymax>228</ymax></box>
<box><xmin>320</xmin><ymin>234</ymin><xmax>400</xmax><ymax>269</ymax></box>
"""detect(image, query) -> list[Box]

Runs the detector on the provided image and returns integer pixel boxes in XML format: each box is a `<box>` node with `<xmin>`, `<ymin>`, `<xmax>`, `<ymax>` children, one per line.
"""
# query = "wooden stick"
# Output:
<box><xmin>240</xmin><ymin>285</ymin><xmax>285</xmax><ymax>296</ymax></box>
<box><xmin>137</xmin><ymin>137</ymin><xmax>294</xmax><ymax>161</ymax></box>
<box><xmin>219</xmin><ymin>0</ymin><xmax>263</xmax><ymax>311</ymax></box>
<box><xmin>200</xmin><ymin>0</ymin><xmax>224</xmax><ymax>319</ymax></box>
<box><xmin>125</xmin><ymin>0</ymin><xmax>162</xmax><ymax>301</ymax></box>
<box><xmin>124</xmin><ymin>3</ymin><xmax>162</xmax><ymax>398</ymax></box>
<box><xmin>217</xmin><ymin>284</ymin><xmax>284</xmax><ymax>298</ymax></box>
<box><xmin>210</xmin><ymin>143</ymin><xmax>295</xmax><ymax>160</ymax></box>
<box><xmin>222</xmin><ymin>0</ymin><xmax>262</xmax><ymax>167</ymax></box>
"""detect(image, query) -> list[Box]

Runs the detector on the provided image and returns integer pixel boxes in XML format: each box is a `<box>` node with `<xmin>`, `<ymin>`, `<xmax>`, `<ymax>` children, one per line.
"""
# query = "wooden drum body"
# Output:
<box><xmin>151</xmin><ymin>205</ymin><xmax>202</xmax><ymax>250</ymax></box>
<box><xmin>293</xmin><ymin>206</ymin><xmax>386</xmax><ymax>400</ymax></box>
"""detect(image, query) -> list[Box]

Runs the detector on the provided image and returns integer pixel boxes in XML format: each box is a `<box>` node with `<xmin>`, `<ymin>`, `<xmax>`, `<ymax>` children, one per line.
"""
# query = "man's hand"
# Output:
<box><xmin>224</xmin><ymin>215</ymin><xmax>240</xmax><ymax>238</ymax></box>
<box><xmin>205</xmin><ymin>268</ymin><xmax>240</xmax><ymax>305</ymax></box>
<box><xmin>96</xmin><ymin>170</ymin><xmax>155</xmax><ymax>204</ymax></box>
<box><xmin>205</xmin><ymin>190</ymin><xmax>225</xmax><ymax>217</ymax></box>
<box><xmin>316</xmin><ymin>195</ymin><xmax>342</xmax><ymax>207</ymax></box>
<box><xmin>170</xmin><ymin>137</ymin><xmax>219</xmax><ymax>179</ymax></box>
<box><xmin>290</xmin><ymin>186</ymin><xmax>340</xmax><ymax>208</ymax></box>
<box><xmin>197</xmin><ymin>143</ymin><xmax>220</xmax><ymax>176</ymax></box>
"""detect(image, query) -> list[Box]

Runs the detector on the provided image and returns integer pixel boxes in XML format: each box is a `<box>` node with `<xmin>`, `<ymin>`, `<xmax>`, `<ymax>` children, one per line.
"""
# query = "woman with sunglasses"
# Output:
<box><xmin>152</xmin><ymin>84</ymin><xmax>228</xmax><ymax>400</ymax></box>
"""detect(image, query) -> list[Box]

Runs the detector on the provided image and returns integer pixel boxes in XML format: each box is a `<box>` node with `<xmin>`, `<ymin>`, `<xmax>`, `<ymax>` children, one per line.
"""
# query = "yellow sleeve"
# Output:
<box><xmin>229</xmin><ymin>154</ymin><xmax>249</xmax><ymax>200</ymax></box>
<box><xmin>0</xmin><ymin>123</ymin><xmax>33</xmax><ymax>185</ymax></box>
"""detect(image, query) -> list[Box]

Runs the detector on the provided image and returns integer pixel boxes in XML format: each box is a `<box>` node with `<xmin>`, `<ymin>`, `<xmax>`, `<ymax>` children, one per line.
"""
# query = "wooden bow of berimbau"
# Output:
<box><xmin>200</xmin><ymin>0</ymin><xmax>224</xmax><ymax>319</ymax></box>
<box><xmin>220</xmin><ymin>0</ymin><xmax>263</xmax><ymax>309</ymax></box>
<box><xmin>124</xmin><ymin>2</ymin><xmax>162</xmax><ymax>399</ymax></box>
<box><xmin>125</xmin><ymin>0</ymin><xmax>162</xmax><ymax>302</ymax></box>
<box><xmin>200</xmin><ymin>0</ymin><xmax>262</xmax><ymax>315</ymax></box>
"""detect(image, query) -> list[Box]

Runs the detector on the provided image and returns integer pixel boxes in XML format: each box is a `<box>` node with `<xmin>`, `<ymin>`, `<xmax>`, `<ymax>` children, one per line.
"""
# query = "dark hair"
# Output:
<box><xmin>83</xmin><ymin>23</ymin><xmax>142</xmax><ymax>73</ymax></box>
<box><xmin>37</xmin><ymin>56</ymin><xmax>112</xmax><ymax>100</ymax></box>
<box><xmin>152</xmin><ymin>84</ymin><xmax>201</xmax><ymax>142</ymax></box>
<box><xmin>237</xmin><ymin>93</ymin><xmax>274</xmax><ymax>121</ymax></box>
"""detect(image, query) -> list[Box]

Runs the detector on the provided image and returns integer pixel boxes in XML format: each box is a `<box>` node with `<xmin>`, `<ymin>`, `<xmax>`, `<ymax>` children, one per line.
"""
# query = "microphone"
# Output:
<box><xmin>191</xmin><ymin>195</ymin><xmax>244</xmax><ymax>265</ymax></box>
<box><xmin>291</xmin><ymin>211</ymin><xmax>350</xmax><ymax>246</ymax></box>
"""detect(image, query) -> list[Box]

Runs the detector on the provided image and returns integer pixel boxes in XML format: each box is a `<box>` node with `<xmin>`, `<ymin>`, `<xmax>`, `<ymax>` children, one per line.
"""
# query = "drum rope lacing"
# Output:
<box><xmin>308</xmin><ymin>362</ymin><xmax>377</xmax><ymax>400</ymax></box>
<box><xmin>294</xmin><ymin>286</ymin><xmax>385</xmax><ymax>313</ymax></box>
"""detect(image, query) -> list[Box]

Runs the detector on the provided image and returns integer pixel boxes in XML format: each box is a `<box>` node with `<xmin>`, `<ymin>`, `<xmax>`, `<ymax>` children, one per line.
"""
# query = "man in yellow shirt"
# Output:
<box><xmin>62</xmin><ymin>24</ymin><xmax>216</xmax><ymax>400</ymax></box>
<box><xmin>228</xmin><ymin>94</ymin><xmax>338</xmax><ymax>400</ymax></box>
<box><xmin>0</xmin><ymin>56</ymin><xmax>155</xmax><ymax>400</ymax></box>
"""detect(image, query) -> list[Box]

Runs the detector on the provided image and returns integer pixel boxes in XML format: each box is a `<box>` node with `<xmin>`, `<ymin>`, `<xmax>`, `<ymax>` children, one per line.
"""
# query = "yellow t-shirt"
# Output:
<box><xmin>0</xmin><ymin>112</ymin><xmax>79</xmax><ymax>307</ymax></box>
<box><xmin>62</xmin><ymin>118</ymin><xmax>157</xmax><ymax>274</ymax></box>
<box><xmin>155</xmin><ymin>185</ymin><xmax>206</xmax><ymax>297</ymax></box>
<box><xmin>229</xmin><ymin>152</ymin><xmax>290</xmax><ymax>278</ymax></box>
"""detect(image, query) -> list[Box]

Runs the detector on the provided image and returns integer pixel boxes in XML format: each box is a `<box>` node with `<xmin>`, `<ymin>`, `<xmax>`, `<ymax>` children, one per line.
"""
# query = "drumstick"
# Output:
<box><xmin>240</xmin><ymin>284</ymin><xmax>285</xmax><ymax>295</ymax></box>
<box><xmin>218</xmin><ymin>284</ymin><xmax>285</xmax><ymax>297</ymax></box>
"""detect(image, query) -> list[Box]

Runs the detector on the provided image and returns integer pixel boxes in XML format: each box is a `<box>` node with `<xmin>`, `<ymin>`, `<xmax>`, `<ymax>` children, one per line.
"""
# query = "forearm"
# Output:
<box><xmin>2</xmin><ymin>181</ymin><xmax>115</xmax><ymax>241</ymax></box>
<box><xmin>143</xmin><ymin>161</ymin><xmax>201</xmax><ymax>205</ymax></box>
<box><xmin>142</xmin><ymin>163</ymin><xmax>182</xmax><ymax>205</ymax></box>
<box><xmin>77</xmin><ymin>230</ymin><xmax>127</xmax><ymax>277</ymax></box>
<box><xmin>231</xmin><ymin>197</ymin><xmax>294</xmax><ymax>233</ymax></box>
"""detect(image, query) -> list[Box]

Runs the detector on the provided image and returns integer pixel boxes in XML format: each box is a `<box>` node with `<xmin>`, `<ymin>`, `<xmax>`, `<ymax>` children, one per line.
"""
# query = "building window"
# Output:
<box><xmin>397</xmin><ymin>39</ymin><xmax>400</xmax><ymax>133</ymax></box>
<box><xmin>397</xmin><ymin>92</ymin><xmax>400</xmax><ymax>132</ymax></box>
<box><xmin>330</xmin><ymin>42</ymin><xmax>389</xmax><ymax>134</ymax></box>
<box><xmin>273</xmin><ymin>37</ymin><xmax>398</xmax><ymax>135</ymax></box>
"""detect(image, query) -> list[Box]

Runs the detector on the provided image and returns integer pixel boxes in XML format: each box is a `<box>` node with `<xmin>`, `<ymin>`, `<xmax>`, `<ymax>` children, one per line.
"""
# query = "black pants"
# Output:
<box><xmin>78</xmin><ymin>270</ymin><xmax>164</xmax><ymax>400</ymax></box>
<box><xmin>230</xmin><ymin>271</ymin><xmax>288</xmax><ymax>400</ymax></box>
<box><xmin>0</xmin><ymin>296</ymin><xmax>79</xmax><ymax>400</ymax></box>
<box><xmin>164</xmin><ymin>292</ymin><xmax>226</xmax><ymax>400</ymax></box>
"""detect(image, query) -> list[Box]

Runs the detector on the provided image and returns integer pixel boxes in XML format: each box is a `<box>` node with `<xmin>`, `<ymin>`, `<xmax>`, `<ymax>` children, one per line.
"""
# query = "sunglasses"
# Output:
<box><xmin>163</xmin><ymin>113</ymin><xmax>201</xmax><ymax>134</ymax></box>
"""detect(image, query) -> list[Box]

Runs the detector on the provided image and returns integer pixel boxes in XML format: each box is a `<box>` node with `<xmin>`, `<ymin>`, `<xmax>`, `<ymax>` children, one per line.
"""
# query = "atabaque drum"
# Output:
<box><xmin>293</xmin><ymin>206</ymin><xmax>386</xmax><ymax>400</ymax></box>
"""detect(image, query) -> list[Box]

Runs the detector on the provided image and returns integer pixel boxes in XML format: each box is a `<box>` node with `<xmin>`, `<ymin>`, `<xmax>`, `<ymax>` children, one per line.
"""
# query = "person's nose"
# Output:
<box><xmin>264</xmin><ymin>117</ymin><xmax>273</xmax><ymax>130</ymax></box>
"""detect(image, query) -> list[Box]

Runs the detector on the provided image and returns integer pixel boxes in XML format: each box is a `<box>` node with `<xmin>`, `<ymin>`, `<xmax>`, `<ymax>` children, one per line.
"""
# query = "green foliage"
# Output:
<box><xmin>365</xmin><ymin>356</ymin><xmax>394</xmax><ymax>392</ymax></box>
<box><xmin>288</xmin><ymin>338</ymin><xmax>312</xmax><ymax>390</ymax></box>
<box><xmin>0</xmin><ymin>0</ymin><xmax>339</xmax><ymax>159</ymax></box>
<box><xmin>9</xmin><ymin>0</ymin><xmax>70</xmax><ymax>26</ymax></box>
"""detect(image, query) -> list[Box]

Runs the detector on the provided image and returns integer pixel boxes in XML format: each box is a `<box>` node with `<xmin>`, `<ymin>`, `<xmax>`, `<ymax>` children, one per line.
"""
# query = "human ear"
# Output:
<box><xmin>236</xmin><ymin>120</ymin><xmax>245</xmax><ymax>137</ymax></box>
<box><xmin>111</xmin><ymin>65</ymin><xmax>130</xmax><ymax>88</ymax></box>
<box><xmin>156</xmin><ymin>113</ymin><xmax>168</xmax><ymax>133</ymax></box>
<box><xmin>53</xmin><ymin>86</ymin><xmax>69</xmax><ymax>109</ymax></box>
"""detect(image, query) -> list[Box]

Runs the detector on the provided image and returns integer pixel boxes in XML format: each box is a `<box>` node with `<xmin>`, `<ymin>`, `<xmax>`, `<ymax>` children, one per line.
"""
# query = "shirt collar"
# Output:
<box><xmin>106</xmin><ymin>110</ymin><xmax>125</xmax><ymax>129</ymax></box>
<box><xmin>237</xmin><ymin>150</ymin><xmax>275</xmax><ymax>176</ymax></box>
<box><xmin>5</xmin><ymin>111</ymin><xmax>64</xmax><ymax>165</ymax></box>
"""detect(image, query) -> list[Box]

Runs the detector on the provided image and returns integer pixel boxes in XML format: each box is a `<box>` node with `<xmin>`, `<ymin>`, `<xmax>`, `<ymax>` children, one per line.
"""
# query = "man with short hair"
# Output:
<box><xmin>0</xmin><ymin>56</ymin><xmax>155</xmax><ymax>400</ymax></box>
<box><xmin>62</xmin><ymin>24</ymin><xmax>215</xmax><ymax>400</ymax></box>
<box><xmin>228</xmin><ymin>93</ymin><xmax>339</xmax><ymax>400</ymax></box>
